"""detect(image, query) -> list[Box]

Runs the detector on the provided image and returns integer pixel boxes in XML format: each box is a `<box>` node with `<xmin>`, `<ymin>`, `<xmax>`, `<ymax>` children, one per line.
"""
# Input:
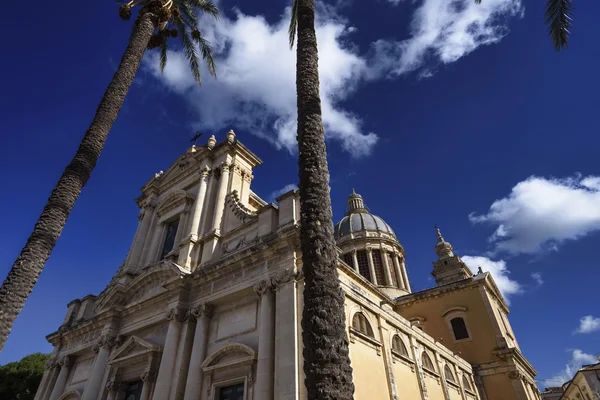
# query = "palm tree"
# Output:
<box><xmin>545</xmin><ymin>0</ymin><xmax>572</xmax><ymax>50</ymax></box>
<box><xmin>289</xmin><ymin>0</ymin><xmax>355</xmax><ymax>398</ymax></box>
<box><xmin>0</xmin><ymin>0</ymin><xmax>218</xmax><ymax>351</ymax></box>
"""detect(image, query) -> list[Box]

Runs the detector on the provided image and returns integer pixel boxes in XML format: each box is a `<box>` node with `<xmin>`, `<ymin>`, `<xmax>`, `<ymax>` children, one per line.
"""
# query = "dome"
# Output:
<box><xmin>334</xmin><ymin>190</ymin><xmax>395</xmax><ymax>240</ymax></box>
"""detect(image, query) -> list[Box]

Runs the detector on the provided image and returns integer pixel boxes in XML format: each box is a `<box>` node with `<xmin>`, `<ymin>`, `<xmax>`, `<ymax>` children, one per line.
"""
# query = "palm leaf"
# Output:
<box><xmin>545</xmin><ymin>0</ymin><xmax>572</xmax><ymax>50</ymax></box>
<box><xmin>160</xmin><ymin>37</ymin><xmax>168</xmax><ymax>72</ymax></box>
<box><xmin>193</xmin><ymin>30</ymin><xmax>217</xmax><ymax>77</ymax></box>
<box><xmin>175</xmin><ymin>18</ymin><xmax>203</xmax><ymax>84</ymax></box>
<box><xmin>184</xmin><ymin>0</ymin><xmax>219</xmax><ymax>18</ymax></box>
<box><xmin>178</xmin><ymin>2</ymin><xmax>199</xmax><ymax>26</ymax></box>
<box><xmin>288</xmin><ymin>0</ymin><xmax>299</xmax><ymax>48</ymax></box>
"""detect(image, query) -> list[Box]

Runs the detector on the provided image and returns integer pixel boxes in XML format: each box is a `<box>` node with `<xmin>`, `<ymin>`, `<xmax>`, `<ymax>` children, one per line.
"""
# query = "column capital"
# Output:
<box><xmin>166</xmin><ymin>306</ymin><xmax>187</xmax><ymax>322</ymax></box>
<box><xmin>188</xmin><ymin>303</ymin><xmax>214</xmax><ymax>320</ymax></box>
<box><xmin>200</xmin><ymin>166</ymin><xmax>211</xmax><ymax>177</ymax></box>
<box><xmin>220</xmin><ymin>162</ymin><xmax>232</xmax><ymax>172</ymax></box>
<box><xmin>271</xmin><ymin>268</ymin><xmax>297</xmax><ymax>291</ymax></box>
<box><xmin>59</xmin><ymin>355</ymin><xmax>73</xmax><ymax>367</ymax></box>
<box><xmin>253</xmin><ymin>279</ymin><xmax>272</xmax><ymax>296</ymax></box>
<box><xmin>45</xmin><ymin>357</ymin><xmax>58</xmax><ymax>370</ymax></box>
<box><xmin>93</xmin><ymin>334</ymin><xmax>122</xmax><ymax>353</ymax></box>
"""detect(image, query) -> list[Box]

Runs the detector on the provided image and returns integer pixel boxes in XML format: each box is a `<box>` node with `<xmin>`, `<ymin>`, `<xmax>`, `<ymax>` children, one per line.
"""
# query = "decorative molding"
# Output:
<box><xmin>141</xmin><ymin>367</ymin><xmax>156</xmax><ymax>382</ymax></box>
<box><xmin>253</xmin><ymin>279</ymin><xmax>272</xmax><ymax>296</ymax></box>
<box><xmin>59</xmin><ymin>355</ymin><xmax>73</xmax><ymax>367</ymax></box>
<box><xmin>45</xmin><ymin>358</ymin><xmax>58</xmax><ymax>370</ymax></box>
<box><xmin>226</xmin><ymin>190</ymin><xmax>257</xmax><ymax>222</ymax></box>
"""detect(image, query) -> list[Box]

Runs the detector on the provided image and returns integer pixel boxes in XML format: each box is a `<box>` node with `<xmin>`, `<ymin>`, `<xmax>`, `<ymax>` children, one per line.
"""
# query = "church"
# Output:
<box><xmin>34</xmin><ymin>131</ymin><xmax>541</xmax><ymax>400</ymax></box>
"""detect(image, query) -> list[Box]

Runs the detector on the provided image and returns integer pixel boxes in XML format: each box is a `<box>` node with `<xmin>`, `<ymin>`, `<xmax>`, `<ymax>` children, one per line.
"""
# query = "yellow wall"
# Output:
<box><xmin>349</xmin><ymin>340</ymin><xmax>390</xmax><ymax>400</ymax></box>
<box><xmin>391</xmin><ymin>358</ymin><xmax>422</xmax><ymax>400</ymax></box>
<box><xmin>424</xmin><ymin>373</ymin><xmax>446</xmax><ymax>400</ymax></box>
<box><xmin>448</xmin><ymin>384</ymin><xmax>463</xmax><ymax>400</ymax></box>
<box><xmin>398</xmin><ymin>287</ymin><xmax>500</xmax><ymax>366</ymax></box>
<box><xmin>481</xmin><ymin>373</ymin><xmax>519</xmax><ymax>400</ymax></box>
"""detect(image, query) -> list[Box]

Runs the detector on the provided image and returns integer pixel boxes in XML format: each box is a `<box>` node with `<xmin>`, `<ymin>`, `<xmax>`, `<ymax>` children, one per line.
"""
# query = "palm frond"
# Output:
<box><xmin>178</xmin><ymin>2</ymin><xmax>199</xmax><ymax>26</ymax></box>
<box><xmin>160</xmin><ymin>36</ymin><xmax>168</xmax><ymax>72</ymax></box>
<box><xmin>175</xmin><ymin>18</ymin><xmax>202</xmax><ymax>84</ymax></box>
<box><xmin>183</xmin><ymin>0</ymin><xmax>219</xmax><ymax>18</ymax></box>
<box><xmin>545</xmin><ymin>0</ymin><xmax>572</xmax><ymax>50</ymax></box>
<box><xmin>288</xmin><ymin>0</ymin><xmax>299</xmax><ymax>49</ymax></box>
<box><xmin>192</xmin><ymin>30</ymin><xmax>217</xmax><ymax>77</ymax></box>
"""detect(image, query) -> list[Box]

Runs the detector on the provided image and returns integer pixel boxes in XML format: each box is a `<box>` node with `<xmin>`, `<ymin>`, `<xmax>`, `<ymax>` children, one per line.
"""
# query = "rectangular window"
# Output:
<box><xmin>372</xmin><ymin>250</ymin><xmax>385</xmax><ymax>286</ymax></box>
<box><xmin>219</xmin><ymin>383</ymin><xmax>244</xmax><ymax>400</ymax></box>
<box><xmin>356</xmin><ymin>250</ymin><xmax>371</xmax><ymax>281</ymax></box>
<box><xmin>386</xmin><ymin>253</ymin><xmax>399</xmax><ymax>287</ymax></box>
<box><xmin>123</xmin><ymin>380</ymin><xmax>143</xmax><ymax>400</ymax></box>
<box><xmin>161</xmin><ymin>218</ymin><xmax>180</xmax><ymax>259</ymax></box>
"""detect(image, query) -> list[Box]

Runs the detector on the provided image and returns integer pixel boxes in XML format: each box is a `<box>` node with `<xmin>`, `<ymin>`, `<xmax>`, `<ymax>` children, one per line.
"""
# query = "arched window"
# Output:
<box><xmin>391</xmin><ymin>335</ymin><xmax>409</xmax><ymax>357</ymax></box>
<box><xmin>450</xmin><ymin>317</ymin><xmax>470</xmax><ymax>340</ymax></box>
<box><xmin>356</xmin><ymin>250</ymin><xmax>371</xmax><ymax>282</ymax></box>
<box><xmin>462</xmin><ymin>375</ymin><xmax>472</xmax><ymax>391</ymax></box>
<box><xmin>421</xmin><ymin>351</ymin><xmax>435</xmax><ymax>372</ymax></box>
<box><xmin>444</xmin><ymin>365</ymin><xmax>456</xmax><ymax>383</ymax></box>
<box><xmin>352</xmin><ymin>313</ymin><xmax>374</xmax><ymax>337</ymax></box>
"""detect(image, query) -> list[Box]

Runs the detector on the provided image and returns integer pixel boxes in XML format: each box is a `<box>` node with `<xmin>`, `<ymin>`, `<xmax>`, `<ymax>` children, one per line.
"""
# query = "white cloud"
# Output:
<box><xmin>461</xmin><ymin>256</ymin><xmax>522</xmax><ymax>304</ymax></box>
<box><xmin>369</xmin><ymin>0</ymin><xmax>523</xmax><ymax>76</ymax></box>
<box><xmin>144</xmin><ymin>7</ymin><xmax>377</xmax><ymax>158</ymax></box>
<box><xmin>144</xmin><ymin>0</ymin><xmax>523</xmax><ymax>157</ymax></box>
<box><xmin>542</xmin><ymin>349</ymin><xmax>598</xmax><ymax>388</ymax></box>
<box><xmin>470</xmin><ymin>175</ymin><xmax>600</xmax><ymax>255</ymax></box>
<box><xmin>574</xmin><ymin>316</ymin><xmax>600</xmax><ymax>335</ymax></box>
<box><xmin>530</xmin><ymin>272</ymin><xmax>543</xmax><ymax>286</ymax></box>
<box><xmin>269</xmin><ymin>183</ymin><xmax>298</xmax><ymax>201</ymax></box>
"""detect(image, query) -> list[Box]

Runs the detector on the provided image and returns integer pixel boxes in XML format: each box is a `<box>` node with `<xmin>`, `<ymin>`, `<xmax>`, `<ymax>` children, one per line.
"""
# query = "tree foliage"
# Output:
<box><xmin>0</xmin><ymin>353</ymin><xmax>50</xmax><ymax>400</ymax></box>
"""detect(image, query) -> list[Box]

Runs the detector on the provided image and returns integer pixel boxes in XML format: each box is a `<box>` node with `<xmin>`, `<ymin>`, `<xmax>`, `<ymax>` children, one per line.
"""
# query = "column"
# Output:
<box><xmin>105</xmin><ymin>375</ymin><xmax>119</xmax><ymax>400</ymax></box>
<box><xmin>381</xmin><ymin>249</ymin><xmax>394</xmax><ymax>286</ymax></box>
<box><xmin>253</xmin><ymin>279</ymin><xmax>275</xmax><ymax>400</ymax></box>
<box><xmin>82</xmin><ymin>335</ymin><xmax>117</xmax><ymax>400</ymax></box>
<box><xmin>144</xmin><ymin>222</ymin><xmax>165</xmax><ymax>265</ymax></box>
<box><xmin>351</xmin><ymin>250</ymin><xmax>359</xmax><ymax>273</ymax></box>
<box><xmin>183</xmin><ymin>304</ymin><xmax>214</xmax><ymax>400</ymax></box>
<box><xmin>400</xmin><ymin>257</ymin><xmax>411</xmax><ymax>292</ymax></box>
<box><xmin>35</xmin><ymin>358</ymin><xmax>59</xmax><ymax>400</ymax></box>
<box><xmin>367</xmin><ymin>248</ymin><xmax>378</xmax><ymax>285</ymax></box>
<box><xmin>170</xmin><ymin>311</ymin><xmax>196</xmax><ymax>400</ymax></box>
<box><xmin>152</xmin><ymin>307</ymin><xmax>184</xmax><ymax>400</ymax></box>
<box><xmin>178</xmin><ymin>167</ymin><xmax>211</xmax><ymax>267</ymax></box>
<box><xmin>48</xmin><ymin>356</ymin><xmax>72</xmax><ymax>400</ymax></box>
<box><xmin>392</xmin><ymin>254</ymin><xmax>405</xmax><ymax>289</ymax></box>
<box><xmin>211</xmin><ymin>162</ymin><xmax>231</xmax><ymax>233</ymax></box>
<box><xmin>126</xmin><ymin>200</ymin><xmax>156</xmax><ymax>268</ymax></box>
<box><xmin>140</xmin><ymin>368</ymin><xmax>156</xmax><ymax>400</ymax></box>
<box><xmin>272</xmin><ymin>269</ymin><xmax>299</xmax><ymax>400</ymax></box>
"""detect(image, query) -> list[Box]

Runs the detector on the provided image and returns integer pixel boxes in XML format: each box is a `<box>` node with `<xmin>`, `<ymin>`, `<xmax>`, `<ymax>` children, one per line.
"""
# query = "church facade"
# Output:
<box><xmin>34</xmin><ymin>131</ymin><xmax>541</xmax><ymax>400</ymax></box>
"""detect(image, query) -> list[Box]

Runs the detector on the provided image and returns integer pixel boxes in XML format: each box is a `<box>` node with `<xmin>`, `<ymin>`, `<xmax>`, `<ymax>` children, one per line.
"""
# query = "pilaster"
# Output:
<box><xmin>48</xmin><ymin>355</ymin><xmax>73</xmax><ymax>400</ymax></box>
<box><xmin>81</xmin><ymin>334</ymin><xmax>121</xmax><ymax>400</ymax></box>
<box><xmin>183</xmin><ymin>303</ymin><xmax>214</xmax><ymax>400</ymax></box>
<box><xmin>254</xmin><ymin>279</ymin><xmax>275</xmax><ymax>400</ymax></box>
<box><xmin>151</xmin><ymin>306</ymin><xmax>186</xmax><ymax>400</ymax></box>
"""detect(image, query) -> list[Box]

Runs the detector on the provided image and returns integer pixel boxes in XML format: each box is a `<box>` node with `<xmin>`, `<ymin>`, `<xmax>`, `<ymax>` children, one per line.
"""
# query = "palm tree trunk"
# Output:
<box><xmin>296</xmin><ymin>0</ymin><xmax>355</xmax><ymax>398</ymax></box>
<box><xmin>0</xmin><ymin>6</ymin><xmax>159</xmax><ymax>351</ymax></box>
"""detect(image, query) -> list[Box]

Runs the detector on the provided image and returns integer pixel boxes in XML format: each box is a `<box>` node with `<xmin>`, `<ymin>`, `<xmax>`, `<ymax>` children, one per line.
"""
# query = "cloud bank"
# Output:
<box><xmin>461</xmin><ymin>256</ymin><xmax>522</xmax><ymax>303</ymax></box>
<box><xmin>470</xmin><ymin>175</ymin><xmax>600</xmax><ymax>255</ymax></box>
<box><xmin>145</xmin><ymin>0</ymin><xmax>523</xmax><ymax>156</ymax></box>
<box><xmin>542</xmin><ymin>349</ymin><xmax>598</xmax><ymax>388</ymax></box>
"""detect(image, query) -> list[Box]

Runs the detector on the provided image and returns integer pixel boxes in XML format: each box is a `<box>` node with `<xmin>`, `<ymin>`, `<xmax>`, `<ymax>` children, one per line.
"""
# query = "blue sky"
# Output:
<box><xmin>0</xmin><ymin>0</ymin><xmax>599</xmax><ymax>389</ymax></box>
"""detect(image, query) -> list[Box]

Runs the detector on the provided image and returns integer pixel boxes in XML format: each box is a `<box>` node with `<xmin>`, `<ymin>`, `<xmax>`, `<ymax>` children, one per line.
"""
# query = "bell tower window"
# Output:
<box><xmin>161</xmin><ymin>218</ymin><xmax>180</xmax><ymax>259</ymax></box>
<box><xmin>387</xmin><ymin>253</ymin><xmax>399</xmax><ymax>287</ymax></box>
<box><xmin>450</xmin><ymin>317</ymin><xmax>469</xmax><ymax>340</ymax></box>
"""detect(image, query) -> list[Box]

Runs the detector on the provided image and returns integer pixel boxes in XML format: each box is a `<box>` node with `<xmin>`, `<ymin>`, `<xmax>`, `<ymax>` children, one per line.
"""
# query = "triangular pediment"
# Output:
<box><xmin>110</xmin><ymin>336</ymin><xmax>160</xmax><ymax>363</ymax></box>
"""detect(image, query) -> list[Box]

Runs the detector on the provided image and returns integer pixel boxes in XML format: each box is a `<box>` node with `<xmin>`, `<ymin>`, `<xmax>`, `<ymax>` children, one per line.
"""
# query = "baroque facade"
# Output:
<box><xmin>35</xmin><ymin>131</ymin><xmax>541</xmax><ymax>400</ymax></box>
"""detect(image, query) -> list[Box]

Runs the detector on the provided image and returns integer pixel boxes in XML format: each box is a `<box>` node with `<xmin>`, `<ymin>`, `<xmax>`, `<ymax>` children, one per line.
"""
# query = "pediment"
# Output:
<box><xmin>110</xmin><ymin>336</ymin><xmax>161</xmax><ymax>364</ymax></box>
<box><xmin>201</xmin><ymin>343</ymin><xmax>256</xmax><ymax>372</ymax></box>
<box><xmin>159</xmin><ymin>151</ymin><xmax>205</xmax><ymax>185</ymax></box>
<box><xmin>94</xmin><ymin>283</ymin><xmax>128</xmax><ymax>313</ymax></box>
<box><xmin>126</xmin><ymin>262</ymin><xmax>184</xmax><ymax>306</ymax></box>
<box><xmin>58</xmin><ymin>389</ymin><xmax>81</xmax><ymax>400</ymax></box>
<box><xmin>155</xmin><ymin>189</ymin><xmax>194</xmax><ymax>218</ymax></box>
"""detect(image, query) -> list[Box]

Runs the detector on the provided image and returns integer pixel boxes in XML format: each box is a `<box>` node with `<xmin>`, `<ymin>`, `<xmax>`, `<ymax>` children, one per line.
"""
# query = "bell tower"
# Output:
<box><xmin>431</xmin><ymin>227</ymin><xmax>472</xmax><ymax>286</ymax></box>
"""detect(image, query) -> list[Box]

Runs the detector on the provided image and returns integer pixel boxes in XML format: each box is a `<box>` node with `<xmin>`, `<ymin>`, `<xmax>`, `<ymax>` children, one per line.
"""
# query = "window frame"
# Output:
<box><xmin>351</xmin><ymin>312</ymin><xmax>374</xmax><ymax>338</ymax></box>
<box><xmin>444</xmin><ymin>364</ymin><xmax>456</xmax><ymax>384</ymax></box>
<box><xmin>160</xmin><ymin>217</ymin><xmax>180</xmax><ymax>259</ymax></box>
<box><xmin>443</xmin><ymin>309</ymin><xmax>473</xmax><ymax>343</ymax></box>
<box><xmin>420</xmin><ymin>351</ymin><xmax>436</xmax><ymax>373</ymax></box>
<box><xmin>391</xmin><ymin>335</ymin><xmax>410</xmax><ymax>359</ymax></box>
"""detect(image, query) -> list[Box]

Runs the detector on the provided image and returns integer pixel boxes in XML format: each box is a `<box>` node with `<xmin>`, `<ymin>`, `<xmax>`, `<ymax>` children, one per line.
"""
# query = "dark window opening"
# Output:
<box><xmin>444</xmin><ymin>365</ymin><xmax>456</xmax><ymax>383</ymax></box>
<box><xmin>392</xmin><ymin>335</ymin><xmax>409</xmax><ymax>357</ymax></box>
<box><xmin>372</xmin><ymin>250</ymin><xmax>386</xmax><ymax>285</ymax></box>
<box><xmin>161</xmin><ymin>218</ymin><xmax>180</xmax><ymax>259</ymax></box>
<box><xmin>387</xmin><ymin>253</ymin><xmax>399</xmax><ymax>287</ymax></box>
<box><xmin>421</xmin><ymin>352</ymin><xmax>435</xmax><ymax>371</ymax></box>
<box><xmin>219</xmin><ymin>383</ymin><xmax>244</xmax><ymax>400</ymax></box>
<box><xmin>124</xmin><ymin>380</ymin><xmax>143</xmax><ymax>400</ymax></box>
<box><xmin>451</xmin><ymin>317</ymin><xmax>469</xmax><ymax>340</ymax></box>
<box><xmin>462</xmin><ymin>375</ymin><xmax>472</xmax><ymax>391</ymax></box>
<box><xmin>356</xmin><ymin>250</ymin><xmax>371</xmax><ymax>282</ymax></box>
<box><xmin>342</xmin><ymin>253</ymin><xmax>354</xmax><ymax>268</ymax></box>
